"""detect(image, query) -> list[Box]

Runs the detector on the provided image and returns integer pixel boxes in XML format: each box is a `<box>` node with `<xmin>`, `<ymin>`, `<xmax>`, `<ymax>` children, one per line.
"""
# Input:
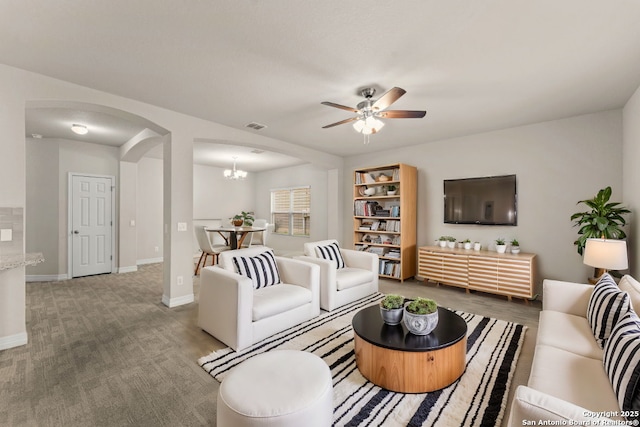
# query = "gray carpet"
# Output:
<box><xmin>0</xmin><ymin>263</ymin><xmax>541</xmax><ymax>427</ymax></box>
<box><xmin>0</xmin><ymin>264</ymin><xmax>221</xmax><ymax>427</ymax></box>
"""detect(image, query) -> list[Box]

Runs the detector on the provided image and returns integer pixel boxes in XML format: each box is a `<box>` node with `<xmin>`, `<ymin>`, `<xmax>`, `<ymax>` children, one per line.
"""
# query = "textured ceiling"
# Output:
<box><xmin>5</xmin><ymin>0</ymin><xmax>640</xmax><ymax>161</ymax></box>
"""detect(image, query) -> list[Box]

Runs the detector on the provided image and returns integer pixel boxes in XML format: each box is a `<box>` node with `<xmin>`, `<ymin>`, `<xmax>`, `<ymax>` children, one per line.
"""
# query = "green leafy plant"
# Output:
<box><xmin>232</xmin><ymin>211</ymin><xmax>255</xmax><ymax>226</ymax></box>
<box><xmin>495</xmin><ymin>238</ymin><xmax>506</xmax><ymax>245</ymax></box>
<box><xmin>463</xmin><ymin>239</ymin><xmax>471</xmax><ymax>243</ymax></box>
<box><xmin>438</xmin><ymin>236</ymin><xmax>448</xmax><ymax>241</ymax></box>
<box><xmin>387</xmin><ymin>185</ymin><xmax>397</xmax><ymax>192</ymax></box>
<box><xmin>446</xmin><ymin>236</ymin><xmax>456</xmax><ymax>242</ymax></box>
<box><xmin>570</xmin><ymin>187</ymin><xmax>630</xmax><ymax>255</ymax></box>
<box><xmin>380</xmin><ymin>294</ymin><xmax>404</xmax><ymax>310</ymax></box>
<box><xmin>405</xmin><ymin>297</ymin><xmax>437</xmax><ymax>315</ymax></box>
<box><xmin>510</xmin><ymin>238</ymin><xmax>519</xmax><ymax>246</ymax></box>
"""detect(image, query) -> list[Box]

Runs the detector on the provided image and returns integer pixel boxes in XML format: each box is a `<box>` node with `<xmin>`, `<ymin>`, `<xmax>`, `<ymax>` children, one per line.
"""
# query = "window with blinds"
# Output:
<box><xmin>271</xmin><ymin>186</ymin><xmax>310</xmax><ymax>236</ymax></box>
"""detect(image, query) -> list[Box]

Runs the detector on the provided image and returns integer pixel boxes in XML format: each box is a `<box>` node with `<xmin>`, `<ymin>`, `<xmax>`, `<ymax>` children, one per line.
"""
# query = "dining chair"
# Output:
<box><xmin>194</xmin><ymin>225</ymin><xmax>230</xmax><ymax>275</ymax></box>
<box><xmin>240</xmin><ymin>218</ymin><xmax>269</xmax><ymax>247</ymax></box>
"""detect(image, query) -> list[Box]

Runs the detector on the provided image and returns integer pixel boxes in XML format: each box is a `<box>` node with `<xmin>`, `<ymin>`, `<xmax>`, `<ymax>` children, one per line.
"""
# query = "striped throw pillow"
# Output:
<box><xmin>603</xmin><ymin>310</ymin><xmax>640</xmax><ymax>414</ymax></box>
<box><xmin>232</xmin><ymin>250</ymin><xmax>281</xmax><ymax>289</ymax></box>
<box><xmin>587</xmin><ymin>273</ymin><xmax>631</xmax><ymax>348</ymax></box>
<box><xmin>315</xmin><ymin>242</ymin><xmax>345</xmax><ymax>269</ymax></box>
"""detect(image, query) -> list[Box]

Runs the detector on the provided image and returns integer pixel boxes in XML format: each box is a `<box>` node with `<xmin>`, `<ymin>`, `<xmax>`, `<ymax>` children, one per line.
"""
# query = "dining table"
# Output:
<box><xmin>205</xmin><ymin>225</ymin><xmax>266</xmax><ymax>250</ymax></box>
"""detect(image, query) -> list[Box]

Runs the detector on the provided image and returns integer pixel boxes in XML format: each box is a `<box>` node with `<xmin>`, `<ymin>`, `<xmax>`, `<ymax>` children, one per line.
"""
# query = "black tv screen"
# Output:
<box><xmin>444</xmin><ymin>175</ymin><xmax>517</xmax><ymax>225</ymax></box>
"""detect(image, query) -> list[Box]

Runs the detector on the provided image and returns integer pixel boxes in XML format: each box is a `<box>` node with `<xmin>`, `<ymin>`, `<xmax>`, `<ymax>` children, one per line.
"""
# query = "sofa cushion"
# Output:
<box><xmin>252</xmin><ymin>284</ymin><xmax>312</xmax><ymax>322</ymax></box>
<box><xmin>232</xmin><ymin>250</ymin><xmax>281</xmax><ymax>289</ymax></box>
<box><xmin>537</xmin><ymin>310</ymin><xmax>603</xmax><ymax>360</ymax></box>
<box><xmin>587</xmin><ymin>273</ymin><xmax>630</xmax><ymax>348</ymax></box>
<box><xmin>315</xmin><ymin>242</ymin><xmax>345</xmax><ymax>269</ymax></box>
<box><xmin>527</xmin><ymin>344</ymin><xmax>622</xmax><ymax>414</ymax></box>
<box><xmin>603</xmin><ymin>310</ymin><xmax>640</xmax><ymax>413</ymax></box>
<box><xmin>335</xmin><ymin>267</ymin><xmax>375</xmax><ymax>291</ymax></box>
<box><xmin>619</xmin><ymin>275</ymin><xmax>640</xmax><ymax>313</ymax></box>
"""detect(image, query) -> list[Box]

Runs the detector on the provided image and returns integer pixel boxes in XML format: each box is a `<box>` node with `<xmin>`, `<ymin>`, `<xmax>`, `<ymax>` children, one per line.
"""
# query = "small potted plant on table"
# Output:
<box><xmin>403</xmin><ymin>297</ymin><xmax>439</xmax><ymax>335</ymax></box>
<box><xmin>510</xmin><ymin>238</ymin><xmax>520</xmax><ymax>254</ymax></box>
<box><xmin>379</xmin><ymin>294</ymin><xmax>405</xmax><ymax>325</ymax></box>
<box><xmin>495</xmin><ymin>238</ymin><xmax>507</xmax><ymax>253</ymax></box>
<box><xmin>231</xmin><ymin>211</ymin><xmax>254</xmax><ymax>227</ymax></box>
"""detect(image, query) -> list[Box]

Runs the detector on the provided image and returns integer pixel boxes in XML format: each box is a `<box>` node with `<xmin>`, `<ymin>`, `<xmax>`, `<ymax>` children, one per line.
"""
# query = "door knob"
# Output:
<box><xmin>73</xmin><ymin>230</ymin><xmax>79</xmax><ymax>234</ymax></box>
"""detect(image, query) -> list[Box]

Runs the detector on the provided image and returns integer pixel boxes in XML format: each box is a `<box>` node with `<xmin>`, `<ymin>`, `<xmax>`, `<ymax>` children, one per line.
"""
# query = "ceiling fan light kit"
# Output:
<box><xmin>321</xmin><ymin>86</ymin><xmax>426</xmax><ymax>143</ymax></box>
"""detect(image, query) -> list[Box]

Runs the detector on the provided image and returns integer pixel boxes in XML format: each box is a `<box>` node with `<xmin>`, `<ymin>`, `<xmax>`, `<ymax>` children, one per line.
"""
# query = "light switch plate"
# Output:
<box><xmin>0</xmin><ymin>228</ymin><xmax>12</xmax><ymax>242</ymax></box>
<box><xmin>177</xmin><ymin>222</ymin><xmax>187</xmax><ymax>231</ymax></box>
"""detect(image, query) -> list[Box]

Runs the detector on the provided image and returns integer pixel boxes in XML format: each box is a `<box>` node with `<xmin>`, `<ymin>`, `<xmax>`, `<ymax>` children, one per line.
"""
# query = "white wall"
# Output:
<box><xmin>26</xmin><ymin>138</ymin><xmax>120</xmax><ymax>277</ymax></box>
<box><xmin>343</xmin><ymin>110</ymin><xmax>624</xmax><ymax>289</ymax></box>
<box><xmin>623</xmin><ymin>84</ymin><xmax>640</xmax><ymax>274</ymax></box>
<box><xmin>193</xmin><ymin>163</ymin><xmax>256</xmax><ymax>220</ymax></box>
<box><xmin>254</xmin><ymin>163</ymin><xmax>330</xmax><ymax>254</ymax></box>
<box><xmin>137</xmin><ymin>157</ymin><xmax>164</xmax><ymax>263</ymax></box>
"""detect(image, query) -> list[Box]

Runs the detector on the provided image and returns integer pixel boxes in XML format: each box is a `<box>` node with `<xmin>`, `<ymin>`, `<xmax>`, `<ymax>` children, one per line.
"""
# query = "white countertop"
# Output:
<box><xmin>0</xmin><ymin>252</ymin><xmax>44</xmax><ymax>271</ymax></box>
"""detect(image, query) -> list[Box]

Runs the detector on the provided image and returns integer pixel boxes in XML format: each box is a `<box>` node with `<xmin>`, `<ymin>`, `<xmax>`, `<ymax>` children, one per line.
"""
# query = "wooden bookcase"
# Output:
<box><xmin>418</xmin><ymin>246</ymin><xmax>536</xmax><ymax>301</ymax></box>
<box><xmin>353</xmin><ymin>163</ymin><xmax>417</xmax><ymax>281</ymax></box>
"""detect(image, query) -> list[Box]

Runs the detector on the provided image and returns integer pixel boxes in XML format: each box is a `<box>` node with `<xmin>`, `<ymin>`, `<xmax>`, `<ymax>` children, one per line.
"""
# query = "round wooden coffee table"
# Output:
<box><xmin>352</xmin><ymin>305</ymin><xmax>467</xmax><ymax>393</ymax></box>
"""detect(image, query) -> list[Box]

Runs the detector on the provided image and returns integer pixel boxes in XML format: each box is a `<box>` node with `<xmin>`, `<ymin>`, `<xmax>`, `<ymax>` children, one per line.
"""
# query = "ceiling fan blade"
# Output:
<box><xmin>372</xmin><ymin>87</ymin><xmax>406</xmax><ymax>111</ymax></box>
<box><xmin>322</xmin><ymin>117</ymin><xmax>358</xmax><ymax>128</ymax></box>
<box><xmin>321</xmin><ymin>101</ymin><xmax>359</xmax><ymax>113</ymax></box>
<box><xmin>378</xmin><ymin>110</ymin><xmax>426</xmax><ymax>119</ymax></box>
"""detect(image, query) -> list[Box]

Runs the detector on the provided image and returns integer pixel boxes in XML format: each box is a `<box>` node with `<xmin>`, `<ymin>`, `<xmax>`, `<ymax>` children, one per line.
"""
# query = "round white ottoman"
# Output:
<box><xmin>217</xmin><ymin>350</ymin><xmax>333</xmax><ymax>427</ymax></box>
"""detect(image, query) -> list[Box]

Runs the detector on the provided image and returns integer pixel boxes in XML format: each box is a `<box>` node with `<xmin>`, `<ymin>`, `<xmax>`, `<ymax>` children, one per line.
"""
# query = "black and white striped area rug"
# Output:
<box><xmin>198</xmin><ymin>293</ymin><xmax>526</xmax><ymax>427</ymax></box>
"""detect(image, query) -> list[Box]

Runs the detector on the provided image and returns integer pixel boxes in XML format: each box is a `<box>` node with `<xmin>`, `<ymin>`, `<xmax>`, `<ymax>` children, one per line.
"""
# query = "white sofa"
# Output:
<box><xmin>508</xmin><ymin>275</ymin><xmax>640</xmax><ymax>425</ymax></box>
<box><xmin>295</xmin><ymin>240</ymin><xmax>378</xmax><ymax>311</ymax></box>
<box><xmin>198</xmin><ymin>247</ymin><xmax>320</xmax><ymax>351</ymax></box>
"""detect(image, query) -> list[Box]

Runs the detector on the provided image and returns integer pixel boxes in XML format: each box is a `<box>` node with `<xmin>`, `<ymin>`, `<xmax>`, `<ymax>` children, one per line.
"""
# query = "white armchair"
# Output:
<box><xmin>198</xmin><ymin>246</ymin><xmax>320</xmax><ymax>351</ymax></box>
<box><xmin>296</xmin><ymin>240</ymin><xmax>378</xmax><ymax>311</ymax></box>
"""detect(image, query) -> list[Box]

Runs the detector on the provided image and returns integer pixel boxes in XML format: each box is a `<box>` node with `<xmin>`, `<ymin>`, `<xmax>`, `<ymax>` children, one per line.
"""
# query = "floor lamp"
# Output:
<box><xmin>583</xmin><ymin>238</ymin><xmax>628</xmax><ymax>284</ymax></box>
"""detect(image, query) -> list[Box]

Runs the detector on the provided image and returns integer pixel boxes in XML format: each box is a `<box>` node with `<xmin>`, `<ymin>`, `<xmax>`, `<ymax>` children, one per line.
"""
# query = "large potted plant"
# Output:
<box><xmin>570</xmin><ymin>186</ymin><xmax>630</xmax><ymax>255</ymax></box>
<box><xmin>403</xmin><ymin>297</ymin><xmax>439</xmax><ymax>335</ymax></box>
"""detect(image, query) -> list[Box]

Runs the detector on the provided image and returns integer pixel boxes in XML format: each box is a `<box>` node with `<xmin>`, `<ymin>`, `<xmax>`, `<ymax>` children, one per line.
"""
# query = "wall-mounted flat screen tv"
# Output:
<box><xmin>443</xmin><ymin>174</ymin><xmax>517</xmax><ymax>225</ymax></box>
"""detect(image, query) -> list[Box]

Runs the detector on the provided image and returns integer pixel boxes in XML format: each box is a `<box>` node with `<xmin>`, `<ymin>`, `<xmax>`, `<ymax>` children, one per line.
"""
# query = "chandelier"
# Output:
<box><xmin>224</xmin><ymin>157</ymin><xmax>247</xmax><ymax>180</ymax></box>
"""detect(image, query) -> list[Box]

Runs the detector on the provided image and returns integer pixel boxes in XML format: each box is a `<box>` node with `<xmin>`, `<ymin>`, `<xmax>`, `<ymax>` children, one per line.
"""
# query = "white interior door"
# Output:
<box><xmin>71</xmin><ymin>174</ymin><xmax>113</xmax><ymax>278</ymax></box>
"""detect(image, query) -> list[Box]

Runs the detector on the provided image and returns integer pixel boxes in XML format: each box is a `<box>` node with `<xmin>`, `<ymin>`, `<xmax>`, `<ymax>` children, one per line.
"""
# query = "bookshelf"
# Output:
<box><xmin>353</xmin><ymin>163</ymin><xmax>417</xmax><ymax>281</ymax></box>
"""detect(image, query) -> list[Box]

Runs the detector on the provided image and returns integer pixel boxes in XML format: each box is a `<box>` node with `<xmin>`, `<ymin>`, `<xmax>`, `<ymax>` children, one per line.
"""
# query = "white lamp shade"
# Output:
<box><xmin>583</xmin><ymin>238</ymin><xmax>628</xmax><ymax>270</ymax></box>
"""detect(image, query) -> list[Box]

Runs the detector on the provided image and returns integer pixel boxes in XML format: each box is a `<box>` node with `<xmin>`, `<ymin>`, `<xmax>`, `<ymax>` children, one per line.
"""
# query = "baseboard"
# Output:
<box><xmin>25</xmin><ymin>274</ymin><xmax>68</xmax><ymax>282</ymax></box>
<box><xmin>162</xmin><ymin>293</ymin><xmax>194</xmax><ymax>308</ymax></box>
<box><xmin>117</xmin><ymin>265</ymin><xmax>138</xmax><ymax>274</ymax></box>
<box><xmin>137</xmin><ymin>257</ymin><xmax>163</xmax><ymax>265</ymax></box>
<box><xmin>0</xmin><ymin>331</ymin><xmax>28</xmax><ymax>350</ymax></box>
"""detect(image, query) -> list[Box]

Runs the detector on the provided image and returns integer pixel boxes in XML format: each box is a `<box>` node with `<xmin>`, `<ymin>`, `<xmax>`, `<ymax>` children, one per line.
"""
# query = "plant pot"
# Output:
<box><xmin>387</xmin><ymin>191</ymin><xmax>397</xmax><ymax>196</ymax></box>
<box><xmin>511</xmin><ymin>246</ymin><xmax>520</xmax><ymax>254</ymax></box>
<box><xmin>447</xmin><ymin>241</ymin><xmax>455</xmax><ymax>249</ymax></box>
<box><xmin>380</xmin><ymin>306</ymin><xmax>404</xmax><ymax>326</ymax></box>
<box><xmin>463</xmin><ymin>242</ymin><xmax>472</xmax><ymax>250</ymax></box>
<box><xmin>403</xmin><ymin>306</ymin><xmax>439</xmax><ymax>335</ymax></box>
<box><xmin>438</xmin><ymin>240</ymin><xmax>447</xmax><ymax>248</ymax></box>
<box><xmin>232</xmin><ymin>219</ymin><xmax>244</xmax><ymax>226</ymax></box>
<box><xmin>473</xmin><ymin>242</ymin><xmax>481</xmax><ymax>251</ymax></box>
<box><xmin>496</xmin><ymin>244</ymin><xmax>507</xmax><ymax>253</ymax></box>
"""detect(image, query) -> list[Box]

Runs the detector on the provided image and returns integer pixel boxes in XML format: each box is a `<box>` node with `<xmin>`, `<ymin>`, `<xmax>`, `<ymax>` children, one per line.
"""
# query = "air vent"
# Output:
<box><xmin>245</xmin><ymin>122</ymin><xmax>267</xmax><ymax>131</ymax></box>
<box><xmin>251</xmin><ymin>149</ymin><xmax>265</xmax><ymax>154</ymax></box>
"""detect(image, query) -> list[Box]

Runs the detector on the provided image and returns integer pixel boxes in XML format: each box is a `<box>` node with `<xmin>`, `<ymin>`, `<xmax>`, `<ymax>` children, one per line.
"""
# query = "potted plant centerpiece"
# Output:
<box><xmin>463</xmin><ymin>239</ymin><xmax>472</xmax><ymax>250</ymax></box>
<box><xmin>446</xmin><ymin>236</ymin><xmax>456</xmax><ymax>249</ymax></box>
<box><xmin>379</xmin><ymin>294</ymin><xmax>405</xmax><ymax>325</ymax></box>
<box><xmin>495</xmin><ymin>238</ymin><xmax>507</xmax><ymax>253</ymax></box>
<box><xmin>438</xmin><ymin>236</ymin><xmax>448</xmax><ymax>248</ymax></box>
<box><xmin>510</xmin><ymin>238</ymin><xmax>520</xmax><ymax>254</ymax></box>
<box><xmin>231</xmin><ymin>211</ymin><xmax>254</xmax><ymax>227</ymax></box>
<box><xmin>386</xmin><ymin>185</ymin><xmax>397</xmax><ymax>196</ymax></box>
<box><xmin>403</xmin><ymin>297</ymin><xmax>439</xmax><ymax>335</ymax></box>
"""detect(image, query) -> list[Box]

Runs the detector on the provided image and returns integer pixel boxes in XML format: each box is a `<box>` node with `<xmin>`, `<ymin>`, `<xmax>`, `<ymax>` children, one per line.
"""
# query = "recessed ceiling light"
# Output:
<box><xmin>71</xmin><ymin>124</ymin><xmax>88</xmax><ymax>135</ymax></box>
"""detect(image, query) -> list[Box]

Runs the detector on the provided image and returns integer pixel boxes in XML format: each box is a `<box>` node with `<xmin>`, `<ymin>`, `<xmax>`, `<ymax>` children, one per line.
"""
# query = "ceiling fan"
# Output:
<box><xmin>321</xmin><ymin>87</ymin><xmax>426</xmax><ymax>135</ymax></box>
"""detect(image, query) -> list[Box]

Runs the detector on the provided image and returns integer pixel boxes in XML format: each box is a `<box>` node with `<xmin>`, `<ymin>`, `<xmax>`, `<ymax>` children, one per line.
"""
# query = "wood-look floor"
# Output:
<box><xmin>0</xmin><ymin>263</ymin><xmax>540</xmax><ymax>426</ymax></box>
